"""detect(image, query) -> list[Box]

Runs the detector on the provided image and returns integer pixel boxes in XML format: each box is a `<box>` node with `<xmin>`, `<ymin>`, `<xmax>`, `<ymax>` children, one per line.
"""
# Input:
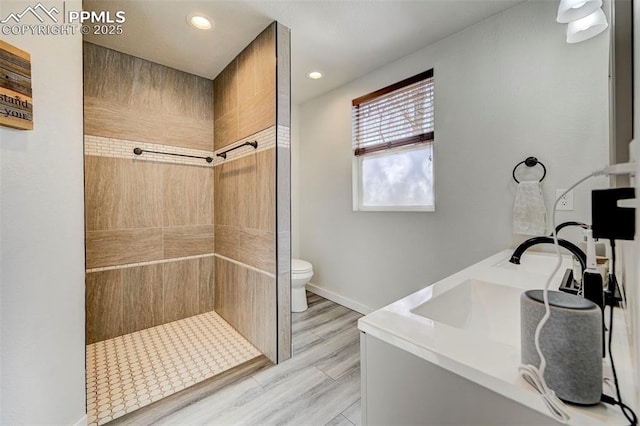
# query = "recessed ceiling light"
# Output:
<box><xmin>308</xmin><ymin>71</ymin><xmax>323</xmax><ymax>80</ymax></box>
<box><xmin>188</xmin><ymin>13</ymin><xmax>213</xmax><ymax>30</ymax></box>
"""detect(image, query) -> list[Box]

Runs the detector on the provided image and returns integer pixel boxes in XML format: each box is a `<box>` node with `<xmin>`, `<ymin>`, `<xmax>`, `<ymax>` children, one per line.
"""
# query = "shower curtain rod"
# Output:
<box><xmin>133</xmin><ymin>147</ymin><xmax>213</xmax><ymax>163</ymax></box>
<box><xmin>216</xmin><ymin>141</ymin><xmax>258</xmax><ymax>159</ymax></box>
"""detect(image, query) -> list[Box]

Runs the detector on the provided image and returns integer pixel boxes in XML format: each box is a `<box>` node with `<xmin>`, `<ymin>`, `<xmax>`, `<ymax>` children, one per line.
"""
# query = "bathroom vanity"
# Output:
<box><xmin>358</xmin><ymin>250</ymin><xmax>637</xmax><ymax>425</ymax></box>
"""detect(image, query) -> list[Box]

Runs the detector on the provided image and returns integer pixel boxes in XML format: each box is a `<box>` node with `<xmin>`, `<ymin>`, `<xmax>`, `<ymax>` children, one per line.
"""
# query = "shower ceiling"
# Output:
<box><xmin>83</xmin><ymin>0</ymin><xmax>524</xmax><ymax>104</ymax></box>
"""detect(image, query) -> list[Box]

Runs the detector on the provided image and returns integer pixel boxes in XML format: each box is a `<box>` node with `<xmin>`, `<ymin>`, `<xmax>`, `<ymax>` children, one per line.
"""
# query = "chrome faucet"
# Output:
<box><xmin>509</xmin><ymin>236</ymin><xmax>587</xmax><ymax>273</ymax></box>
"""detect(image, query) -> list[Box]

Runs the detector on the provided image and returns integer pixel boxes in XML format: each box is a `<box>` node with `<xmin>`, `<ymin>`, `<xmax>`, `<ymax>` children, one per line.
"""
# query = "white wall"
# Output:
<box><xmin>297</xmin><ymin>0</ymin><xmax>611</xmax><ymax>311</ymax></box>
<box><xmin>0</xmin><ymin>1</ymin><xmax>86</xmax><ymax>423</ymax></box>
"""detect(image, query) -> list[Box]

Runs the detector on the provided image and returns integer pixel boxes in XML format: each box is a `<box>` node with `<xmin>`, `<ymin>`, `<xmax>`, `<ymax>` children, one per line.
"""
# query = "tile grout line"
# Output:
<box><xmin>86</xmin><ymin>253</ymin><xmax>215</xmax><ymax>273</ymax></box>
<box><xmin>249</xmin><ymin>375</ymin><xmax>266</xmax><ymax>391</ymax></box>
<box><xmin>340</xmin><ymin>400</ymin><xmax>361</xmax><ymax>426</ymax></box>
<box><xmin>310</xmin><ymin>329</ymin><xmax>325</xmax><ymax>341</ymax></box>
<box><xmin>339</xmin><ymin>413</ymin><xmax>356</xmax><ymax>426</ymax></box>
<box><xmin>213</xmin><ymin>253</ymin><xmax>276</xmax><ymax>278</ymax></box>
<box><xmin>313</xmin><ymin>365</ymin><xmax>336</xmax><ymax>382</ymax></box>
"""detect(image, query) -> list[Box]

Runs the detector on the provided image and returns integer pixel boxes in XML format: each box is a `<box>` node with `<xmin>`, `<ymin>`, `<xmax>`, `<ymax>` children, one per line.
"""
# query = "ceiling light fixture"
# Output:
<box><xmin>556</xmin><ymin>0</ymin><xmax>602</xmax><ymax>23</ymax></box>
<box><xmin>188</xmin><ymin>13</ymin><xmax>213</xmax><ymax>30</ymax></box>
<box><xmin>566</xmin><ymin>8</ymin><xmax>608</xmax><ymax>43</ymax></box>
<box><xmin>308</xmin><ymin>71</ymin><xmax>323</xmax><ymax>80</ymax></box>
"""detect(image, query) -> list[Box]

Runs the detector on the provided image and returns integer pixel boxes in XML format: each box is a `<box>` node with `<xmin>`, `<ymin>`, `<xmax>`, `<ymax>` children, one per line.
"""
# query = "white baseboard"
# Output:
<box><xmin>306</xmin><ymin>283</ymin><xmax>374</xmax><ymax>315</ymax></box>
<box><xmin>72</xmin><ymin>414</ymin><xmax>87</xmax><ymax>426</ymax></box>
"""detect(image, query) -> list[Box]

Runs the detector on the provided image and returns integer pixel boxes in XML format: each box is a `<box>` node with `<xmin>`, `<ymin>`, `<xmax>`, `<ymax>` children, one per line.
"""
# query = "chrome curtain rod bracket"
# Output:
<box><xmin>216</xmin><ymin>141</ymin><xmax>258</xmax><ymax>160</ymax></box>
<box><xmin>133</xmin><ymin>147</ymin><xmax>213</xmax><ymax>163</ymax></box>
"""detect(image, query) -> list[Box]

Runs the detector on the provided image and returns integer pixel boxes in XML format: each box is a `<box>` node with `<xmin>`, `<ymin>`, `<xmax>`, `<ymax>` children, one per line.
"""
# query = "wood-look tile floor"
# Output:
<box><xmin>157</xmin><ymin>292</ymin><xmax>364</xmax><ymax>426</ymax></box>
<box><xmin>86</xmin><ymin>311</ymin><xmax>262</xmax><ymax>426</ymax></box>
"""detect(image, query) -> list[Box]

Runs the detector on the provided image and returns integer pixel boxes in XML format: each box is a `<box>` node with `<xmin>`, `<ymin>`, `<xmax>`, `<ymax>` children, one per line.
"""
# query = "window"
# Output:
<box><xmin>352</xmin><ymin>69</ymin><xmax>434</xmax><ymax>211</ymax></box>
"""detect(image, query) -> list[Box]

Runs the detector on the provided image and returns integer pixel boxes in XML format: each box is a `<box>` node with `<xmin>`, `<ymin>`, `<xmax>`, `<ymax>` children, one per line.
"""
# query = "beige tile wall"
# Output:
<box><xmin>163</xmin><ymin>164</ymin><xmax>213</xmax><ymax>227</ymax></box>
<box><xmin>214</xmin><ymin>257</ymin><xmax>276</xmax><ymax>361</ymax></box>
<box><xmin>214</xmin><ymin>24</ymin><xmax>276</xmax><ymax>150</ymax></box>
<box><xmin>214</xmin><ymin>149</ymin><xmax>276</xmax><ymax>270</ymax></box>
<box><xmin>84</xmin><ymin>42</ymin><xmax>216</xmax><ymax>343</ymax></box>
<box><xmin>212</xmin><ymin>23</ymin><xmax>282</xmax><ymax>364</ymax></box>
<box><xmin>122</xmin><ymin>264</ymin><xmax>163</xmax><ymax>332</ymax></box>
<box><xmin>84</xmin><ymin>155</ymin><xmax>162</xmax><ymax>231</ymax></box>
<box><xmin>213</xmin><ymin>60</ymin><xmax>238</xmax><ymax>149</ymax></box>
<box><xmin>84</xmin><ymin>42</ymin><xmax>213</xmax><ymax>151</ymax></box>
<box><xmin>84</xmin><ymin>155</ymin><xmax>214</xmax><ymax>269</ymax></box>
<box><xmin>84</xmin><ymin>153</ymin><xmax>216</xmax><ymax>342</ymax></box>
<box><xmin>163</xmin><ymin>225</ymin><xmax>215</xmax><ymax>259</ymax></box>
<box><xmin>214</xmin><ymin>150</ymin><xmax>275</xmax><ymax>231</ymax></box>
<box><xmin>85</xmin><ymin>228</ymin><xmax>164</xmax><ymax>269</ymax></box>
<box><xmin>237</xmin><ymin>23</ymin><xmax>277</xmax><ymax>138</ymax></box>
<box><xmin>213</xmin><ymin>147</ymin><xmax>277</xmax><ymax>362</ymax></box>
<box><xmin>86</xmin><ymin>257</ymin><xmax>215</xmax><ymax>344</ymax></box>
<box><xmin>86</xmin><ymin>269</ymin><xmax>123</xmax><ymax>343</ymax></box>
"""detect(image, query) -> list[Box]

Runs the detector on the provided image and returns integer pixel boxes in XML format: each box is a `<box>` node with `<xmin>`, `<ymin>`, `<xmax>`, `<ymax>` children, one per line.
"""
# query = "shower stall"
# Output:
<box><xmin>82</xmin><ymin>22</ymin><xmax>291</xmax><ymax>424</ymax></box>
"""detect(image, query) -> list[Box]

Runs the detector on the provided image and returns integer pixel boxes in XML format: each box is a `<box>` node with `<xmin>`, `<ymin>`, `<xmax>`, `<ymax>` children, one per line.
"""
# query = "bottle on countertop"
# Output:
<box><xmin>583</xmin><ymin>230</ymin><xmax>604</xmax><ymax>311</ymax></box>
<box><xmin>583</xmin><ymin>229</ymin><xmax>605</xmax><ymax>356</ymax></box>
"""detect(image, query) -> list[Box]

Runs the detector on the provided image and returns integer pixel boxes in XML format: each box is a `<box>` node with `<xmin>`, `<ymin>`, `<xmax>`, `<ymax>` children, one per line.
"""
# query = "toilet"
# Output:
<box><xmin>291</xmin><ymin>258</ymin><xmax>314</xmax><ymax>312</ymax></box>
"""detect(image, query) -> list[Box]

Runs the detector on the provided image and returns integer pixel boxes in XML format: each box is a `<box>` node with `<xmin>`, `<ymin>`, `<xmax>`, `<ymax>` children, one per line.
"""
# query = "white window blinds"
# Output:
<box><xmin>352</xmin><ymin>69</ymin><xmax>434</xmax><ymax>156</ymax></box>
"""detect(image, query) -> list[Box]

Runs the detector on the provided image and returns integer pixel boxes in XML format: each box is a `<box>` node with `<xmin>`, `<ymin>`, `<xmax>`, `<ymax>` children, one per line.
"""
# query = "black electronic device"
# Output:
<box><xmin>591</xmin><ymin>188</ymin><xmax>635</xmax><ymax>241</ymax></box>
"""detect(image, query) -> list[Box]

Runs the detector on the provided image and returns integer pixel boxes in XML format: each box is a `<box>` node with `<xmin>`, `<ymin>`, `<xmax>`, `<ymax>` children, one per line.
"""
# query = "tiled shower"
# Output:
<box><xmin>83</xmin><ymin>23</ymin><xmax>291</xmax><ymax>424</ymax></box>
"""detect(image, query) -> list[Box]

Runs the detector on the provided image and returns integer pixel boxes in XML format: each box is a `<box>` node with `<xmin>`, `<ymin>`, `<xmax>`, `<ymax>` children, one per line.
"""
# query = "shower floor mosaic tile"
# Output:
<box><xmin>86</xmin><ymin>311</ymin><xmax>262</xmax><ymax>426</ymax></box>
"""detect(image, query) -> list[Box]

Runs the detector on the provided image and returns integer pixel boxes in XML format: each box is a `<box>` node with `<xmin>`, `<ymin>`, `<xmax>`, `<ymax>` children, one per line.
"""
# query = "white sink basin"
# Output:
<box><xmin>410</xmin><ymin>279</ymin><xmax>523</xmax><ymax>347</ymax></box>
<box><xmin>359</xmin><ymin>251</ymin><xmax>628</xmax><ymax>426</ymax></box>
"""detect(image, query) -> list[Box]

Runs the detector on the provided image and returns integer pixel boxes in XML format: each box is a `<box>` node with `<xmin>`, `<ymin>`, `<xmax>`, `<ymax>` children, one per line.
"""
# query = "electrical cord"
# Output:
<box><xmin>609</xmin><ymin>240</ymin><xmax>628</xmax><ymax>309</ymax></box>
<box><xmin>603</xmin><ymin>241</ymin><xmax>638</xmax><ymax>426</ymax></box>
<box><xmin>601</xmin><ymin>394</ymin><xmax>638</xmax><ymax>426</ymax></box>
<box><xmin>517</xmin><ymin>164</ymin><xmax>636</xmax><ymax>423</ymax></box>
<box><xmin>605</xmin><ymin>300</ymin><xmax>638</xmax><ymax>426</ymax></box>
<box><xmin>518</xmin><ymin>365</ymin><xmax>571</xmax><ymax>422</ymax></box>
<box><xmin>518</xmin><ymin>172</ymin><xmax>596</xmax><ymax>424</ymax></box>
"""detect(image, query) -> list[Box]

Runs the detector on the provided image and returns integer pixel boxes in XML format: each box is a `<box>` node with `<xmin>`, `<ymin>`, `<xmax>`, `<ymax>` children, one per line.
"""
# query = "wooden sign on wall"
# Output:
<box><xmin>0</xmin><ymin>40</ymin><xmax>33</xmax><ymax>130</ymax></box>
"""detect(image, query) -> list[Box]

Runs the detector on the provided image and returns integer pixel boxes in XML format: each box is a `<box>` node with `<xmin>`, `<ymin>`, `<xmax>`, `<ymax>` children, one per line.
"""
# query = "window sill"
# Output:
<box><xmin>354</xmin><ymin>205</ymin><xmax>435</xmax><ymax>213</ymax></box>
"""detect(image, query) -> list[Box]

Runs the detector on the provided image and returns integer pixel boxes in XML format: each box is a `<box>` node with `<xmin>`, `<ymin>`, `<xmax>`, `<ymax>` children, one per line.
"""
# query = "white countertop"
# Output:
<box><xmin>358</xmin><ymin>250</ymin><xmax>637</xmax><ymax>425</ymax></box>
